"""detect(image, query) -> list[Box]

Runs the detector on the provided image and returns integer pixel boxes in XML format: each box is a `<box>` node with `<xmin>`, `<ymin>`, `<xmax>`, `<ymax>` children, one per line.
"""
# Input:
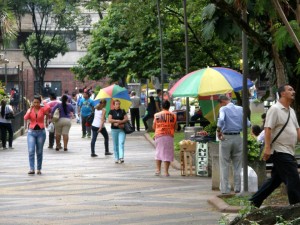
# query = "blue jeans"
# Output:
<box><xmin>111</xmin><ymin>128</ymin><xmax>126</xmax><ymax>160</ymax></box>
<box><xmin>250</xmin><ymin>151</ymin><xmax>300</xmax><ymax>207</ymax></box>
<box><xmin>91</xmin><ymin>126</ymin><xmax>109</xmax><ymax>154</ymax></box>
<box><xmin>27</xmin><ymin>129</ymin><xmax>46</xmax><ymax>170</ymax></box>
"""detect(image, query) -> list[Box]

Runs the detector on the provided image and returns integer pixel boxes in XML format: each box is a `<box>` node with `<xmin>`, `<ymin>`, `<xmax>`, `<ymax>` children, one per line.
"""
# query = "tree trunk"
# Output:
<box><xmin>297</xmin><ymin>0</ymin><xmax>300</xmax><ymax>24</ymax></box>
<box><xmin>272</xmin><ymin>44</ymin><xmax>287</xmax><ymax>87</ymax></box>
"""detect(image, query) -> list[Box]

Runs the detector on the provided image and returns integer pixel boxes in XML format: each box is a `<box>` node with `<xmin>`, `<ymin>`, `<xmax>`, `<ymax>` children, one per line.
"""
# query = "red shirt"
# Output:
<box><xmin>24</xmin><ymin>105</ymin><xmax>50</xmax><ymax>129</ymax></box>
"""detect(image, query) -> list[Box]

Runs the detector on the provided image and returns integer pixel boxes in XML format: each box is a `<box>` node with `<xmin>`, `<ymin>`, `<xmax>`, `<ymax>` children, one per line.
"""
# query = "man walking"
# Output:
<box><xmin>216</xmin><ymin>95</ymin><xmax>250</xmax><ymax>194</ymax></box>
<box><xmin>130</xmin><ymin>91</ymin><xmax>141</xmax><ymax>131</ymax></box>
<box><xmin>250</xmin><ymin>84</ymin><xmax>300</xmax><ymax>208</ymax></box>
<box><xmin>78</xmin><ymin>91</ymin><xmax>94</xmax><ymax>138</ymax></box>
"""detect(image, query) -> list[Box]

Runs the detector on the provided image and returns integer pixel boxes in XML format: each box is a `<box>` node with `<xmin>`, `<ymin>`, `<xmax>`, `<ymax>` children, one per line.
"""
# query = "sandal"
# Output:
<box><xmin>55</xmin><ymin>147</ymin><xmax>59</xmax><ymax>151</ymax></box>
<box><xmin>64</xmin><ymin>148</ymin><xmax>68</xmax><ymax>151</ymax></box>
<box><xmin>28</xmin><ymin>170</ymin><xmax>35</xmax><ymax>175</ymax></box>
<box><xmin>155</xmin><ymin>171</ymin><xmax>161</xmax><ymax>176</ymax></box>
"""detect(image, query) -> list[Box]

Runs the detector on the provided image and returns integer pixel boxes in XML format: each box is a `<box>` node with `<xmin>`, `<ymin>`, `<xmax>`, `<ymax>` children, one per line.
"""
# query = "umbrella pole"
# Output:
<box><xmin>211</xmin><ymin>96</ymin><xmax>216</xmax><ymax>121</ymax></box>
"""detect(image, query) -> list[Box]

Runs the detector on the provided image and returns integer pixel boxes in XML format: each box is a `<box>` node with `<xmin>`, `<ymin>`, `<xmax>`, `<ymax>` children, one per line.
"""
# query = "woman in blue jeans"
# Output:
<box><xmin>24</xmin><ymin>95</ymin><xmax>50</xmax><ymax>175</ymax></box>
<box><xmin>90</xmin><ymin>99</ymin><xmax>112</xmax><ymax>157</ymax></box>
<box><xmin>108</xmin><ymin>100</ymin><xmax>128</xmax><ymax>163</ymax></box>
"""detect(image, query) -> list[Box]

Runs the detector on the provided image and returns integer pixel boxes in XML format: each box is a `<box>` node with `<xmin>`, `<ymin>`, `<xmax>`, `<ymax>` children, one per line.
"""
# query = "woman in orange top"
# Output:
<box><xmin>152</xmin><ymin>100</ymin><xmax>177</xmax><ymax>176</ymax></box>
<box><xmin>24</xmin><ymin>95</ymin><xmax>50</xmax><ymax>175</ymax></box>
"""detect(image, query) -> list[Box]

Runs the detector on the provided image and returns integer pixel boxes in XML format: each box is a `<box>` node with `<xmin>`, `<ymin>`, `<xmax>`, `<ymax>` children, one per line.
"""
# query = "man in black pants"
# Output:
<box><xmin>250</xmin><ymin>84</ymin><xmax>300</xmax><ymax>208</ymax></box>
<box><xmin>130</xmin><ymin>91</ymin><xmax>141</xmax><ymax>131</ymax></box>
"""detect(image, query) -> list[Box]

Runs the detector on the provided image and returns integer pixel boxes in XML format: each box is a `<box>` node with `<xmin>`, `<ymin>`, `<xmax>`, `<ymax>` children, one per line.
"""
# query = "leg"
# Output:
<box><xmin>156</xmin><ymin>160</ymin><xmax>162</xmax><ymax>174</ymax></box>
<box><xmin>111</xmin><ymin>129</ymin><xmax>119</xmax><ymax>160</ymax></box>
<box><xmin>0</xmin><ymin>124</ymin><xmax>7</xmax><ymax>148</ymax></box>
<box><xmin>81</xmin><ymin>115</ymin><xmax>87</xmax><ymax>137</ymax></box>
<box><xmin>36</xmin><ymin>130</ymin><xmax>46</xmax><ymax>171</ymax></box>
<box><xmin>273</xmin><ymin>152</ymin><xmax>300</xmax><ymax>205</ymax></box>
<box><xmin>130</xmin><ymin>108</ymin><xmax>135</xmax><ymax>130</ymax></box>
<box><xmin>164</xmin><ymin>161</ymin><xmax>171</xmax><ymax>176</ymax></box>
<box><xmin>231</xmin><ymin>135</ymin><xmax>243</xmax><ymax>192</ymax></box>
<box><xmin>86</xmin><ymin>125</ymin><xmax>91</xmax><ymax>138</ymax></box>
<box><xmin>118</xmin><ymin>130</ymin><xmax>126</xmax><ymax>160</ymax></box>
<box><xmin>142</xmin><ymin>114</ymin><xmax>149</xmax><ymax>130</ymax></box>
<box><xmin>100</xmin><ymin>127</ymin><xmax>110</xmax><ymax>154</ymax></box>
<box><xmin>7</xmin><ymin>123</ymin><xmax>13</xmax><ymax>148</ymax></box>
<box><xmin>136</xmin><ymin>109</ymin><xmax>140</xmax><ymax>131</ymax></box>
<box><xmin>55</xmin><ymin>134</ymin><xmax>61</xmax><ymax>150</ymax></box>
<box><xmin>27</xmin><ymin>130</ymin><xmax>36</xmax><ymax>171</ymax></box>
<box><xmin>219</xmin><ymin>137</ymin><xmax>232</xmax><ymax>194</ymax></box>
<box><xmin>62</xmin><ymin>134</ymin><xmax>69</xmax><ymax>149</ymax></box>
<box><xmin>49</xmin><ymin>130</ymin><xmax>55</xmax><ymax>148</ymax></box>
<box><xmin>91</xmin><ymin>126</ymin><xmax>98</xmax><ymax>155</ymax></box>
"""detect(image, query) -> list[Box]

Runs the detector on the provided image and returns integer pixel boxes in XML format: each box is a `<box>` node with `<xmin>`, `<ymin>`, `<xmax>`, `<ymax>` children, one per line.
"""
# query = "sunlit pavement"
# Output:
<box><xmin>0</xmin><ymin>121</ymin><xmax>222</xmax><ymax>225</ymax></box>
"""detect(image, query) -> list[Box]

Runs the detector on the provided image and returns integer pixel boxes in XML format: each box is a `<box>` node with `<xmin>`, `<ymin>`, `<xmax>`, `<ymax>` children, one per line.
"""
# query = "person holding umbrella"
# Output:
<box><xmin>108</xmin><ymin>99</ymin><xmax>129</xmax><ymax>164</ymax></box>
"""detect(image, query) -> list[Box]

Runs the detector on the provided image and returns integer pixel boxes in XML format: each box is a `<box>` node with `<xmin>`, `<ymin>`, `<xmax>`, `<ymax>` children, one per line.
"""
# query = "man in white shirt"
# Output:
<box><xmin>130</xmin><ymin>91</ymin><xmax>141</xmax><ymax>131</ymax></box>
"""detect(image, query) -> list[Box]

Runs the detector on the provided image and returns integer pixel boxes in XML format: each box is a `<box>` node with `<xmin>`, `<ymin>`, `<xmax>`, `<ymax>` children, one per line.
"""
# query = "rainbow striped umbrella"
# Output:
<box><xmin>94</xmin><ymin>84</ymin><xmax>131</xmax><ymax>116</ymax></box>
<box><xmin>169</xmin><ymin>67</ymin><xmax>253</xmax><ymax>97</ymax></box>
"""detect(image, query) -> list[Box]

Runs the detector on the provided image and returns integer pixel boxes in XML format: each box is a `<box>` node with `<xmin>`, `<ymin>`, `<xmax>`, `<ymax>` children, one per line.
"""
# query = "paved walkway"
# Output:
<box><xmin>0</xmin><ymin>122</ymin><xmax>223</xmax><ymax>225</ymax></box>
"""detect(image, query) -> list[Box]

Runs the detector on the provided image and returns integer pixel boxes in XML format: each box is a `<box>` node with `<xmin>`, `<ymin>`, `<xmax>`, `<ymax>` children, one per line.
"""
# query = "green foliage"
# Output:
<box><xmin>247</xmin><ymin>134</ymin><xmax>261</xmax><ymax>162</ymax></box>
<box><xmin>204</xmin><ymin>121</ymin><xmax>217</xmax><ymax>138</ymax></box>
<box><xmin>274</xmin><ymin>20</ymin><xmax>300</xmax><ymax>51</ymax></box>
<box><xmin>21</xmin><ymin>34</ymin><xmax>68</xmax><ymax>60</ymax></box>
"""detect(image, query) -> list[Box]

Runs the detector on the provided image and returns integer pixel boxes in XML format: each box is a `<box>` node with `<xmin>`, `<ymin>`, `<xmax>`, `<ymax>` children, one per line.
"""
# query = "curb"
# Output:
<box><xmin>208</xmin><ymin>194</ymin><xmax>242</xmax><ymax>213</ymax></box>
<box><xmin>144</xmin><ymin>133</ymin><xmax>181</xmax><ymax>170</ymax></box>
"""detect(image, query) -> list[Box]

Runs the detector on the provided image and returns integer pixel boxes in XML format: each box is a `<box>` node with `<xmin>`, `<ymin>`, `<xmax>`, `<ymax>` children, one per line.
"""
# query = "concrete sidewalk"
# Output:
<box><xmin>0</xmin><ymin>122</ymin><xmax>223</xmax><ymax>225</ymax></box>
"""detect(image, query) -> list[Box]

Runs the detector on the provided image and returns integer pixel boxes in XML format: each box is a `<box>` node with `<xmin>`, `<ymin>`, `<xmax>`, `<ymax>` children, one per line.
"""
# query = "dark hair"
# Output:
<box><xmin>49</xmin><ymin>92</ymin><xmax>57</xmax><ymax>99</ymax></box>
<box><xmin>33</xmin><ymin>95</ymin><xmax>42</xmax><ymax>103</ymax></box>
<box><xmin>149</xmin><ymin>96</ymin><xmax>155</xmax><ymax>103</ymax></box>
<box><xmin>218</xmin><ymin>95</ymin><xmax>230</xmax><ymax>103</ymax></box>
<box><xmin>1</xmin><ymin>100</ymin><xmax>6</xmax><ymax>118</ymax></box>
<box><xmin>251</xmin><ymin>125</ymin><xmax>261</xmax><ymax>137</ymax></box>
<box><xmin>162</xmin><ymin>100</ymin><xmax>170</xmax><ymax>110</ymax></box>
<box><xmin>156</xmin><ymin>89</ymin><xmax>161</xmax><ymax>94</ymax></box>
<box><xmin>277</xmin><ymin>84</ymin><xmax>289</xmax><ymax>98</ymax></box>
<box><xmin>61</xmin><ymin>95</ymin><xmax>68</xmax><ymax>115</ymax></box>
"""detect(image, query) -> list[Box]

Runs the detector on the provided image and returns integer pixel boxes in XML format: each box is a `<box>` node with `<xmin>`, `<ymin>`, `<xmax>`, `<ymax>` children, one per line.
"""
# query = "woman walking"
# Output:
<box><xmin>153</xmin><ymin>100</ymin><xmax>177</xmax><ymax>176</ymax></box>
<box><xmin>24</xmin><ymin>95</ymin><xmax>50</xmax><ymax>175</ymax></box>
<box><xmin>0</xmin><ymin>100</ymin><xmax>14</xmax><ymax>149</ymax></box>
<box><xmin>51</xmin><ymin>95</ymin><xmax>74</xmax><ymax>151</ymax></box>
<box><xmin>90</xmin><ymin>99</ymin><xmax>112</xmax><ymax>157</ymax></box>
<box><xmin>108</xmin><ymin>100</ymin><xmax>128</xmax><ymax>163</ymax></box>
<box><xmin>142</xmin><ymin>96</ymin><xmax>156</xmax><ymax>131</ymax></box>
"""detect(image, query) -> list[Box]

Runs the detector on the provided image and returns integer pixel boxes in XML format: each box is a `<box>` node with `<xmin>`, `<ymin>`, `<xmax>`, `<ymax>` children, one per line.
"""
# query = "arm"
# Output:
<box><xmin>98</xmin><ymin>109</ymin><xmax>106</xmax><ymax>132</ymax></box>
<box><xmin>262</xmin><ymin>127</ymin><xmax>272</xmax><ymax>161</ymax></box>
<box><xmin>155</xmin><ymin>101</ymin><xmax>160</xmax><ymax>112</ymax></box>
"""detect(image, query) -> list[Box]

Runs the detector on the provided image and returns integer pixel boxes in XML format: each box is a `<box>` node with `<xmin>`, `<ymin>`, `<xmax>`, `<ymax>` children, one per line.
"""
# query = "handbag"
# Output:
<box><xmin>5</xmin><ymin>112</ymin><xmax>14</xmax><ymax>120</ymax></box>
<box><xmin>86</xmin><ymin>112</ymin><xmax>94</xmax><ymax>124</ymax></box>
<box><xmin>52</xmin><ymin>108</ymin><xmax>60</xmax><ymax>123</ymax></box>
<box><xmin>124</xmin><ymin>121</ymin><xmax>134</xmax><ymax>134</ymax></box>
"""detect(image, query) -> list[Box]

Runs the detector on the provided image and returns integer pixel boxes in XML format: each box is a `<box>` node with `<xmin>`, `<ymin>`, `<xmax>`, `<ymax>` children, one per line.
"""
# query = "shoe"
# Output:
<box><xmin>165</xmin><ymin>174</ymin><xmax>170</xmax><ymax>177</ymax></box>
<box><xmin>155</xmin><ymin>171</ymin><xmax>161</xmax><ymax>176</ymax></box>
<box><xmin>64</xmin><ymin>148</ymin><xmax>68</xmax><ymax>151</ymax></box>
<box><xmin>105</xmin><ymin>152</ymin><xmax>113</xmax><ymax>156</ymax></box>
<box><xmin>37</xmin><ymin>170</ymin><xmax>42</xmax><ymax>175</ymax></box>
<box><xmin>87</xmin><ymin>135</ymin><xmax>91</xmax><ymax>138</ymax></box>
<box><xmin>3</xmin><ymin>147</ymin><xmax>7</xmax><ymax>150</ymax></box>
<box><xmin>48</xmin><ymin>146</ymin><xmax>53</xmax><ymax>149</ymax></box>
<box><xmin>28</xmin><ymin>170</ymin><xmax>35</xmax><ymax>175</ymax></box>
<box><xmin>91</xmin><ymin>154</ymin><xmax>98</xmax><ymax>157</ymax></box>
<box><xmin>55</xmin><ymin>147</ymin><xmax>59</xmax><ymax>151</ymax></box>
<box><xmin>81</xmin><ymin>135</ymin><xmax>86</xmax><ymax>138</ymax></box>
<box><xmin>9</xmin><ymin>146</ymin><xmax>14</xmax><ymax>149</ymax></box>
<box><xmin>118</xmin><ymin>159</ymin><xmax>122</xmax><ymax>164</ymax></box>
<box><xmin>115</xmin><ymin>160</ymin><xmax>119</xmax><ymax>164</ymax></box>
<box><xmin>235</xmin><ymin>190</ymin><xmax>240</xmax><ymax>193</ymax></box>
<box><xmin>120</xmin><ymin>158</ymin><xmax>124</xmax><ymax>163</ymax></box>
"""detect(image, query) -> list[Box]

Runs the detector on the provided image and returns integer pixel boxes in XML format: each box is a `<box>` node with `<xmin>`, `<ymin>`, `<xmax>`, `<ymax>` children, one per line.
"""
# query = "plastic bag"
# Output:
<box><xmin>240</xmin><ymin>166</ymin><xmax>258</xmax><ymax>193</ymax></box>
<box><xmin>47</xmin><ymin>122</ymin><xmax>55</xmax><ymax>133</ymax></box>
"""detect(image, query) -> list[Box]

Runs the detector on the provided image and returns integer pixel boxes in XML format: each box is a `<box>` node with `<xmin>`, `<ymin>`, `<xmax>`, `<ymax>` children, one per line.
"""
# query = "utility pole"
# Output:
<box><xmin>157</xmin><ymin>0</ymin><xmax>164</xmax><ymax>106</ymax></box>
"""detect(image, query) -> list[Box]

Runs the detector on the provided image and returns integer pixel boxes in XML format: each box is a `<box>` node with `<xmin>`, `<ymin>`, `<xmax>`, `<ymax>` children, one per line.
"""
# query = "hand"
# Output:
<box><xmin>217</xmin><ymin>131</ymin><xmax>224</xmax><ymax>141</ymax></box>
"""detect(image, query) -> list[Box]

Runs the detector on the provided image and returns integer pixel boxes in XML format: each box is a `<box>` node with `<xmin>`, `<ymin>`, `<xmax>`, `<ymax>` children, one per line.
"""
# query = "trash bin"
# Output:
<box><xmin>184</xmin><ymin>126</ymin><xmax>203</xmax><ymax>140</ymax></box>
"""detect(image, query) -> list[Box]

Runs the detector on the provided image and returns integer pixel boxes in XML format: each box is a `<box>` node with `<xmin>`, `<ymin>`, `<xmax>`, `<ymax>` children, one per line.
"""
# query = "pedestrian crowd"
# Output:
<box><xmin>5</xmin><ymin>83</ymin><xmax>300</xmax><ymax>209</ymax></box>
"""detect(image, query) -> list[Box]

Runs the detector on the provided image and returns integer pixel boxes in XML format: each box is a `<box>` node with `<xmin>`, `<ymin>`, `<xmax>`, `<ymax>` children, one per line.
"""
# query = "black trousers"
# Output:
<box><xmin>142</xmin><ymin>114</ymin><xmax>153</xmax><ymax>130</ymax></box>
<box><xmin>130</xmin><ymin>108</ymin><xmax>140</xmax><ymax>131</ymax></box>
<box><xmin>0</xmin><ymin>122</ymin><xmax>13</xmax><ymax>148</ymax></box>
<box><xmin>250</xmin><ymin>151</ymin><xmax>300</xmax><ymax>207</ymax></box>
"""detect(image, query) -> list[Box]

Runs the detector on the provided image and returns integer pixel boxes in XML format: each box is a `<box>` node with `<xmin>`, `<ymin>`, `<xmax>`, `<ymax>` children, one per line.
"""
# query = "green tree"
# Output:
<box><xmin>0</xmin><ymin>0</ymin><xmax>17</xmax><ymax>49</ymax></box>
<box><xmin>12</xmin><ymin>0</ymin><xmax>83</xmax><ymax>94</ymax></box>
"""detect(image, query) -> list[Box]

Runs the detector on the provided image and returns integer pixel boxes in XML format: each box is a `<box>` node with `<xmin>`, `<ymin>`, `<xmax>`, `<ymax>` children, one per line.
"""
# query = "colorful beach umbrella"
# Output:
<box><xmin>94</xmin><ymin>84</ymin><xmax>131</xmax><ymax>116</ymax></box>
<box><xmin>198</xmin><ymin>95</ymin><xmax>220</xmax><ymax>123</ymax></box>
<box><xmin>169</xmin><ymin>67</ymin><xmax>253</xmax><ymax>97</ymax></box>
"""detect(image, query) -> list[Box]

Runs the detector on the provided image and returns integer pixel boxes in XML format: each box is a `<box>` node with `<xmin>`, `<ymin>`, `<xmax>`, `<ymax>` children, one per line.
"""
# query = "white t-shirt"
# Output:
<box><xmin>0</xmin><ymin>105</ymin><xmax>13</xmax><ymax>123</ymax></box>
<box><xmin>91</xmin><ymin>108</ymin><xmax>104</xmax><ymax>128</ymax></box>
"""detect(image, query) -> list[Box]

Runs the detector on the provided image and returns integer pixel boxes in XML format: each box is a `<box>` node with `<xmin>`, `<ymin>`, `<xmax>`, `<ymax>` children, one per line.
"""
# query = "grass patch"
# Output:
<box><xmin>221</xmin><ymin>195</ymin><xmax>251</xmax><ymax>206</ymax></box>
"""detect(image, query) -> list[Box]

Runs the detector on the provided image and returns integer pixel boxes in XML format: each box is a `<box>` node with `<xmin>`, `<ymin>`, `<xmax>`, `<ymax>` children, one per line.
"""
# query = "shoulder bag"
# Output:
<box><xmin>5</xmin><ymin>105</ymin><xmax>14</xmax><ymax>120</ymax></box>
<box><xmin>261</xmin><ymin>109</ymin><xmax>290</xmax><ymax>161</ymax></box>
<box><xmin>52</xmin><ymin>108</ymin><xmax>60</xmax><ymax>123</ymax></box>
